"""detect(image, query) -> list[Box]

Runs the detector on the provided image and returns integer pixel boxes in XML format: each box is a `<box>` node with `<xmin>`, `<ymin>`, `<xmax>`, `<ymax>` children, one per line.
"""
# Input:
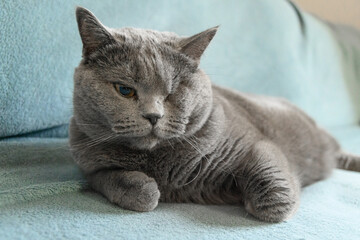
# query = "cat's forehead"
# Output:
<box><xmin>125</xmin><ymin>44</ymin><xmax>176</xmax><ymax>92</ymax></box>
<box><xmin>112</xmin><ymin>27</ymin><xmax>180</xmax><ymax>45</ymax></box>
<box><xmin>89</xmin><ymin>27</ymin><xmax>182</xmax><ymax>68</ymax></box>
<box><xmin>89</xmin><ymin>28</ymin><xmax>192</xmax><ymax>91</ymax></box>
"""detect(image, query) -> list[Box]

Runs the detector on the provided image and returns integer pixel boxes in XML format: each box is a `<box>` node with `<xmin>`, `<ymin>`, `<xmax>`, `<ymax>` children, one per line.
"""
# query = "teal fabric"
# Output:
<box><xmin>1</xmin><ymin>0</ymin><xmax>360</xmax><ymax>138</ymax></box>
<box><xmin>0</xmin><ymin>130</ymin><xmax>359</xmax><ymax>239</ymax></box>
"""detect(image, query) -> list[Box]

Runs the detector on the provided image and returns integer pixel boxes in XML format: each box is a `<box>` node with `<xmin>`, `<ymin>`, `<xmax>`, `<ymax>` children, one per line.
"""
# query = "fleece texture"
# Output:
<box><xmin>0</xmin><ymin>127</ymin><xmax>360</xmax><ymax>240</ymax></box>
<box><xmin>1</xmin><ymin>0</ymin><xmax>360</xmax><ymax>138</ymax></box>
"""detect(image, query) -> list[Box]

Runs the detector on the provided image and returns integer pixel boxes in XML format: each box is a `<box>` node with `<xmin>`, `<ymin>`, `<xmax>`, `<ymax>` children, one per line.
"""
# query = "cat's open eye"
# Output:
<box><xmin>114</xmin><ymin>84</ymin><xmax>136</xmax><ymax>98</ymax></box>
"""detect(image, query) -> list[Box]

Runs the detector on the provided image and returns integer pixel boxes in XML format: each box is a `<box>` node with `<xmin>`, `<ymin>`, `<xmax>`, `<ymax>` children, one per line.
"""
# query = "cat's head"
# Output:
<box><xmin>73</xmin><ymin>7</ymin><xmax>218</xmax><ymax>150</ymax></box>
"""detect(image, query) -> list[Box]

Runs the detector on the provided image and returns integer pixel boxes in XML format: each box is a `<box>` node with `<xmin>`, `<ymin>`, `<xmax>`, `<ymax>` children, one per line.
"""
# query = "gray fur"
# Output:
<box><xmin>70</xmin><ymin>7</ymin><xmax>360</xmax><ymax>222</ymax></box>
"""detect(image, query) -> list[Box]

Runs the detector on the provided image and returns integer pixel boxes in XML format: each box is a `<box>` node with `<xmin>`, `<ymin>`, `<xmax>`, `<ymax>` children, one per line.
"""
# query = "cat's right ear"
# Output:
<box><xmin>76</xmin><ymin>7</ymin><xmax>114</xmax><ymax>57</ymax></box>
<box><xmin>178</xmin><ymin>26</ymin><xmax>219</xmax><ymax>64</ymax></box>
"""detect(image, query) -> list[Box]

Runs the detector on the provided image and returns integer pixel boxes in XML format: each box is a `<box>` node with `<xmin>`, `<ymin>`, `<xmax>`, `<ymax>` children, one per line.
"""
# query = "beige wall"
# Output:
<box><xmin>294</xmin><ymin>0</ymin><xmax>360</xmax><ymax>30</ymax></box>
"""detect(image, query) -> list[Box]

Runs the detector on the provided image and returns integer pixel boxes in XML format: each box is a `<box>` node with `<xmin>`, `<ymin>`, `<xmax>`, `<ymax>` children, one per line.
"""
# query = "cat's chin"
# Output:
<box><xmin>127</xmin><ymin>134</ymin><xmax>160</xmax><ymax>150</ymax></box>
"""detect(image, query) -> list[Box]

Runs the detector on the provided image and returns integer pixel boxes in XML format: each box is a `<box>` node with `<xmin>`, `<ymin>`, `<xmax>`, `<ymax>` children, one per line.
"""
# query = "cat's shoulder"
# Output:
<box><xmin>212</xmin><ymin>84</ymin><xmax>292</xmax><ymax>109</ymax></box>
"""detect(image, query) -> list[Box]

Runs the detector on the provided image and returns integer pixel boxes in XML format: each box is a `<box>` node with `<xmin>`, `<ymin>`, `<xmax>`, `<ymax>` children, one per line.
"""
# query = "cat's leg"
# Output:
<box><xmin>69</xmin><ymin>118</ymin><xmax>160</xmax><ymax>212</ymax></box>
<box><xmin>240</xmin><ymin>141</ymin><xmax>300</xmax><ymax>222</ymax></box>
<box><xmin>88</xmin><ymin>170</ymin><xmax>160</xmax><ymax>212</ymax></box>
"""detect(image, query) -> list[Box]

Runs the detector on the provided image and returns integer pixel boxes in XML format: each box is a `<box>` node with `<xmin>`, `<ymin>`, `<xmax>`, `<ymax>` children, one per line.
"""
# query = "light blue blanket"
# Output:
<box><xmin>1</xmin><ymin>170</ymin><xmax>359</xmax><ymax>240</ymax></box>
<box><xmin>1</xmin><ymin>126</ymin><xmax>360</xmax><ymax>239</ymax></box>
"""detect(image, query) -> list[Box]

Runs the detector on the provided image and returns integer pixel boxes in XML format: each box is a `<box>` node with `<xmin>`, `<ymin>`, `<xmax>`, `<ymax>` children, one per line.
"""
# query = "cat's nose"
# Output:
<box><xmin>143</xmin><ymin>113</ymin><xmax>162</xmax><ymax>125</ymax></box>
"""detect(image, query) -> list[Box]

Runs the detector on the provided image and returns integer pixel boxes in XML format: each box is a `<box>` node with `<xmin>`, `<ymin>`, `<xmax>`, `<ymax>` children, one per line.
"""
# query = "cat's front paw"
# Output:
<box><xmin>108</xmin><ymin>171</ymin><xmax>160</xmax><ymax>212</ymax></box>
<box><xmin>244</xmin><ymin>185</ymin><xmax>298</xmax><ymax>222</ymax></box>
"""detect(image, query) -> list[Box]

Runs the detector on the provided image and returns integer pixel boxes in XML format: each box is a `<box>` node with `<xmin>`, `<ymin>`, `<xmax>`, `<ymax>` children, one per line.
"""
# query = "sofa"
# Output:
<box><xmin>1</xmin><ymin>0</ymin><xmax>360</xmax><ymax>239</ymax></box>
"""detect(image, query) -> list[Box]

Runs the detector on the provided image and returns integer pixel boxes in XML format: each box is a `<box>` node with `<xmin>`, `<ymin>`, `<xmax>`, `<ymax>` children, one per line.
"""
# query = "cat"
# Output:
<box><xmin>69</xmin><ymin>7</ymin><xmax>360</xmax><ymax>222</ymax></box>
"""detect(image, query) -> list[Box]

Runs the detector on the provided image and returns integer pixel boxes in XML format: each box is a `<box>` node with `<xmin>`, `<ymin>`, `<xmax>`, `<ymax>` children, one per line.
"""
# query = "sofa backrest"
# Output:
<box><xmin>1</xmin><ymin>0</ymin><xmax>359</xmax><ymax>138</ymax></box>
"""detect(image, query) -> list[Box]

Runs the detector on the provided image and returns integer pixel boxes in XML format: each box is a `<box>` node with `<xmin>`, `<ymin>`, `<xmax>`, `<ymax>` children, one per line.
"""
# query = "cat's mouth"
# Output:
<box><xmin>111</xmin><ymin>124</ymin><xmax>152</xmax><ymax>137</ymax></box>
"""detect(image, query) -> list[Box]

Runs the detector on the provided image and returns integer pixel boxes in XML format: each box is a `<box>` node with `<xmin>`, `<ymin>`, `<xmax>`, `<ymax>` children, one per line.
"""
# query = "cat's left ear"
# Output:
<box><xmin>76</xmin><ymin>7</ymin><xmax>115</xmax><ymax>57</ymax></box>
<box><xmin>178</xmin><ymin>26</ymin><xmax>219</xmax><ymax>63</ymax></box>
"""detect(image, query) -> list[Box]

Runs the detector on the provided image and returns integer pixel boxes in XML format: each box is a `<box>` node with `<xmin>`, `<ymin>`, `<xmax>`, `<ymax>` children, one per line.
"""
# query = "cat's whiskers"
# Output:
<box><xmin>86</xmin><ymin>134</ymin><xmax>116</xmax><ymax>149</ymax></box>
<box><xmin>167</xmin><ymin>139</ymin><xmax>175</xmax><ymax>150</ymax></box>
<box><xmin>188</xmin><ymin>134</ymin><xmax>202</xmax><ymax>144</ymax></box>
<box><xmin>174</xmin><ymin>136</ymin><xmax>185</xmax><ymax>147</ymax></box>
<box><xmin>22</xmin><ymin>130</ymin><xmax>116</xmax><ymax>154</ymax></box>
<box><xmin>71</xmin><ymin>132</ymin><xmax>117</xmax><ymax>151</ymax></box>
<box><xmin>183</xmin><ymin>157</ymin><xmax>202</xmax><ymax>186</ymax></box>
<box><xmin>71</xmin><ymin>131</ymin><xmax>110</xmax><ymax>146</ymax></box>
<box><xmin>75</xmin><ymin>123</ymin><xmax>106</xmax><ymax>126</ymax></box>
<box><xmin>179</xmin><ymin>136</ymin><xmax>205</xmax><ymax>186</ymax></box>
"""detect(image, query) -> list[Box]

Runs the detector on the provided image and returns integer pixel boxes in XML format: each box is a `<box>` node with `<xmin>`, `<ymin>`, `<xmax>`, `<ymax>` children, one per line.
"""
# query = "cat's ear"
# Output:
<box><xmin>76</xmin><ymin>7</ymin><xmax>115</xmax><ymax>57</ymax></box>
<box><xmin>178</xmin><ymin>26</ymin><xmax>219</xmax><ymax>63</ymax></box>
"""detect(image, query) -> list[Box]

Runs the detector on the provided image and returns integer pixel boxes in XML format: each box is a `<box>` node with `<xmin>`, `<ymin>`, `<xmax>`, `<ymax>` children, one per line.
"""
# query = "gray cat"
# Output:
<box><xmin>70</xmin><ymin>7</ymin><xmax>360</xmax><ymax>222</ymax></box>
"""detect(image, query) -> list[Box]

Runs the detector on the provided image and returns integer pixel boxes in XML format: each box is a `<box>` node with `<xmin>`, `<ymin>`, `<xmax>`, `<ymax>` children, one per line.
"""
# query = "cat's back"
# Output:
<box><xmin>212</xmin><ymin>84</ymin><xmax>316</xmax><ymax>130</ymax></box>
<box><xmin>212</xmin><ymin>84</ymin><xmax>338</xmax><ymax>154</ymax></box>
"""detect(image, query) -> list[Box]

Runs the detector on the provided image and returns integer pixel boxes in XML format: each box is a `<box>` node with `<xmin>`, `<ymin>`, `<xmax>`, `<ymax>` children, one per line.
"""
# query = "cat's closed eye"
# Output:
<box><xmin>164</xmin><ymin>93</ymin><xmax>172</xmax><ymax>102</ymax></box>
<box><xmin>113</xmin><ymin>84</ymin><xmax>136</xmax><ymax>98</ymax></box>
